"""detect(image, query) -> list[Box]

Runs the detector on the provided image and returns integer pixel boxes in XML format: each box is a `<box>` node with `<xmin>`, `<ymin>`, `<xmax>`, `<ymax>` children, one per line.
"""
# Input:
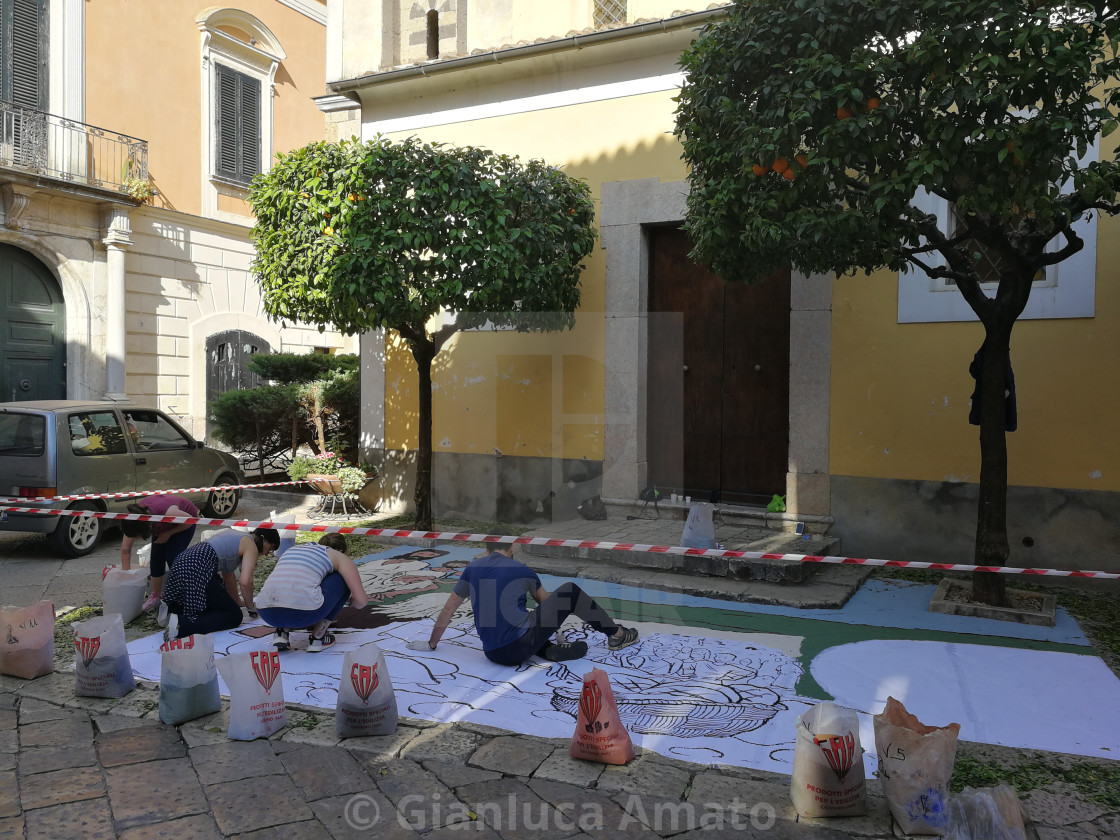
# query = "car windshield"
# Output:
<box><xmin>0</xmin><ymin>413</ymin><xmax>45</xmax><ymax>457</ymax></box>
<box><xmin>124</xmin><ymin>410</ymin><xmax>193</xmax><ymax>451</ymax></box>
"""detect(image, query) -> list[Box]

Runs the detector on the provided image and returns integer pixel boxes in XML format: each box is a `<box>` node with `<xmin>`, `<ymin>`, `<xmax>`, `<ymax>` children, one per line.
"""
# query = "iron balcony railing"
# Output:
<box><xmin>0</xmin><ymin>100</ymin><xmax>148</xmax><ymax>196</ymax></box>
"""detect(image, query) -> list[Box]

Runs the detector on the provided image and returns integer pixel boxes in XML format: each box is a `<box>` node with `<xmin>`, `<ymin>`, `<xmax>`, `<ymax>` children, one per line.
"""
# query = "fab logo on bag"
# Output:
<box><xmin>580</xmin><ymin>681</ymin><xmax>611</xmax><ymax>734</ymax></box>
<box><xmin>75</xmin><ymin>635</ymin><xmax>101</xmax><ymax>668</ymax></box>
<box><xmin>351</xmin><ymin>662</ymin><xmax>379</xmax><ymax>704</ymax></box>
<box><xmin>159</xmin><ymin>636</ymin><xmax>195</xmax><ymax>653</ymax></box>
<box><xmin>814</xmin><ymin>732</ymin><xmax>857</xmax><ymax>781</ymax></box>
<box><xmin>250</xmin><ymin>650</ymin><xmax>281</xmax><ymax>694</ymax></box>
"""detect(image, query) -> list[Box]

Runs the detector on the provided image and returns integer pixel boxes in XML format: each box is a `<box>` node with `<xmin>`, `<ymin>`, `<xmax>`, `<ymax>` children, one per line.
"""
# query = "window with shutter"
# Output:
<box><xmin>214</xmin><ymin>63</ymin><xmax>261</xmax><ymax>183</ymax></box>
<box><xmin>0</xmin><ymin>0</ymin><xmax>48</xmax><ymax>109</ymax></box>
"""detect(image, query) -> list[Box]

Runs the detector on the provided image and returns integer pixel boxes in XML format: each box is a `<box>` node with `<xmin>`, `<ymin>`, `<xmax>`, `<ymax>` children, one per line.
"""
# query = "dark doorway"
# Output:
<box><xmin>646</xmin><ymin>226</ymin><xmax>790</xmax><ymax>505</ymax></box>
<box><xmin>206</xmin><ymin>329</ymin><xmax>270</xmax><ymax>408</ymax></box>
<box><xmin>0</xmin><ymin>244</ymin><xmax>65</xmax><ymax>402</ymax></box>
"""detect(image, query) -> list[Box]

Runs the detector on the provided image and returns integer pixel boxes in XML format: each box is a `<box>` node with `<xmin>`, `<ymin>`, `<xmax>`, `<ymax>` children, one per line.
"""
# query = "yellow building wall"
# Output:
<box><xmin>85</xmin><ymin>0</ymin><xmax>326</xmax><ymax>218</ymax></box>
<box><xmin>830</xmin><ymin>244</ymin><xmax>1120</xmax><ymax>494</ymax></box>
<box><xmin>381</xmin><ymin>89</ymin><xmax>686</xmax><ymax>460</ymax></box>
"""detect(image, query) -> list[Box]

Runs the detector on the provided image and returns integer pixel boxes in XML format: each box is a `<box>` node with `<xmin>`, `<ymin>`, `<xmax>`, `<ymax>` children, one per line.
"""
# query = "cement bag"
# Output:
<box><xmin>0</xmin><ymin>600</ymin><xmax>54</xmax><ymax>679</ymax></box>
<box><xmin>159</xmin><ymin>635</ymin><xmax>221</xmax><ymax>725</ymax></box>
<box><xmin>569</xmin><ymin>668</ymin><xmax>635</xmax><ymax>765</ymax></box>
<box><xmin>73</xmin><ymin>613</ymin><xmax>135</xmax><ymax>698</ymax></box>
<box><xmin>335</xmin><ymin>644</ymin><xmax>398</xmax><ymax>738</ymax></box>
<box><xmin>103</xmin><ymin>567</ymin><xmax>149</xmax><ymax>624</ymax></box>
<box><xmin>270</xmin><ymin>511</ymin><xmax>297</xmax><ymax>557</ymax></box>
<box><xmin>944</xmin><ymin>785</ymin><xmax>1028</xmax><ymax>840</ymax></box>
<box><xmin>874</xmin><ymin>696</ymin><xmax>961</xmax><ymax>835</ymax></box>
<box><xmin>791</xmin><ymin>701</ymin><xmax>867</xmax><ymax>817</ymax></box>
<box><xmin>216</xmin><ymin>650</ymin><xmax>286</xmax><ymax>740</ymax></box>
<box><xmin>680</xmin><ymin>502</ymin><xmax>716</xmax><ymax>549</ymax></box>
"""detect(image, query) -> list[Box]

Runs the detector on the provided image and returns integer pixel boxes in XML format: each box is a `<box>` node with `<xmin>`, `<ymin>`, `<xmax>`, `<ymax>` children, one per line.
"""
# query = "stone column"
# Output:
<box><xmin>101</xmin><ymin>205</ymin><xmax>133</xmax><ymax>400</ymax></box>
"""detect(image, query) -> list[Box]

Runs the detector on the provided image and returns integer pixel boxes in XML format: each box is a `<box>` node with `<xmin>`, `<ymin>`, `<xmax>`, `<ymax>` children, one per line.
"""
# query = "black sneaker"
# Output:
<box><xmin>608</xmin><ymin>626</ymin><xmax>639</xmax><ymax>652</ymax></box>
<box><xmin>543</xmin><ymin>641</ymin><xmax>588</xmax><ymax>662</ymax></box>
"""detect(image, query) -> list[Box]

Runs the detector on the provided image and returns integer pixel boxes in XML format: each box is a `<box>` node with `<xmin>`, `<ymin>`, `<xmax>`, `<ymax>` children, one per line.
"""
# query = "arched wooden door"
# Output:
<box><xmin>206</xmin><ymin>329</ymin><xmax>270</xmax><ymax>406</ymax></box>
<box><xmin>0</xmin><ymin>244</ymin><xmax>66</xmax><ymax>402</ymax></box>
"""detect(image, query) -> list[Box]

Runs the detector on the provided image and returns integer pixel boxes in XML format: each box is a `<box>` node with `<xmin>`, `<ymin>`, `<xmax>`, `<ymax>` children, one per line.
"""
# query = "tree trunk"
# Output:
<box><xmin>411</xmin><ymin>339</ymin><xmax>436</xmax><ymax>530</ymax></box>
<box><xmin>971</xmin><ymin>323</ymin><xmax>1014</xmax><ymax>606</ymax></box>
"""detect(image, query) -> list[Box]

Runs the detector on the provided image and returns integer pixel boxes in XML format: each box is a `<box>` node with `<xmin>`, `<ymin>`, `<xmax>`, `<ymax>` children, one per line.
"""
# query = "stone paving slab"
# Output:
<box><xmin>115</xmin><ymin>813</ymin><xmax>225</xmax><ymax>840</ymax></box>
<box><xmin>204</xmin><ymin>772</ymin><xmax>314</xmax><ymax>834</ymax></box>
<box><xmin>397</xmin><ymin>723</ymin><xmax>481</xmax><ymax>764</ymax></box>
<box><xmin>96</xmin><ymin>722</ymin><xmax>186</xmax><ymax>767</ymax></box>
<box><xmin>278</xmin><ymin>744</ymin><xmax>374</xmax><ymax>801</ymax></box>
<box><xmin>596</xmin><ymin>759</ymin><xmax>692</xmax><ymax>800</ymax></box>
<box><xmin>235</xmin><ymin>820</ymin><xmax>334</xmax><ymax>840</ymax></box>
<box><xmin>17</xmin><ymin>764</ymin><xmax>105</xmax><ymax>811</ymax></box>
<box><xmin>17</xmin><ymin>740</ymin><xmax>97</xmax><ymax>775</ymax></box>
<box><xmin>532</xmin><ymin>747</ymin><xmax>606</xmax><ymax>787</ymax></box>
<box><xmin>422</xmin><ymin>757</ymin><xmax>503</xmax><ymax>789</ymax></box>
<box><xmin>188</xmin><ymin>739</ymin><xmax>286</xmax><ymax>785</ymax></box>
<box><xmin>311</xmin><ymin>790</ymin><xmax>421</xmax><ymax>839</ymax></box>
<box><xmin>0</xmin><ymin>815</ymin><xmax>23</xmax><ymax>839</ymax></box>
<box><xmin>0</xmin><ymin>772</ymin><xmax>16</xmax><ymax>818</ymax></box>
<box><xmin>105</xmin><ymin>756</ymin><xmax>209</xmax><ymax>830</ymax></box>
<box><xmin>23</xmin><ymin>796</ymin><xmax>117</xmax><ymax>840</ymax></box>
<box><xmin>19</xmin><ymin>715</ymin><xmax>92</xmax><ymax>748</ymax></box>
<box><xmin>469</xmin><ymin>734</ymin><xmax>550</xmax><ymax>778</ymax></box>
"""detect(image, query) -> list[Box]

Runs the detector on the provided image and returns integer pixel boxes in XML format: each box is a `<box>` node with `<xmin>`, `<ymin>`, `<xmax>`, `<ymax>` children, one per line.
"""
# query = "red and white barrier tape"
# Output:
<box><xmin>0</xmin><ymin>480</ymin><xmax>306</xmax><ymax>505</ymax></box>
<box><xmin>6</xmin><ymin>506</ymin><xmax>1120</xmax><ymax>580</ymax></box>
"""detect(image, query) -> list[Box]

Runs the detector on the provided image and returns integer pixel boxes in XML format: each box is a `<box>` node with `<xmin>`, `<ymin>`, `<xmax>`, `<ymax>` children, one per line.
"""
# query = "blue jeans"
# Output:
<box><xmin>257</xmin><ymin>572</ymin><xmax>351</xmax><ymax>630</ymax></box>
<box><xmin>486</xmin><ymin>582</ymin><xmax>619</xmax><ymax>666</ymax></box>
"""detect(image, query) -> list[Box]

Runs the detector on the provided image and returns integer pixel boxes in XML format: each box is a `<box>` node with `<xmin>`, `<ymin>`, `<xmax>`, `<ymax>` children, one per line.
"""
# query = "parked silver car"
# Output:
<box><xmin>0</xmin><ymin>401</ymin><xmax>244</xmax><ymax>557</ymax></box>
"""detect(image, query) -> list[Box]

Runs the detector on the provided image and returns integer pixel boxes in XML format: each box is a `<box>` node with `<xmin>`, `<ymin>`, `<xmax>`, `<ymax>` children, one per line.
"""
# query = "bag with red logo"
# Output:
<box><xmin>569</xmin><ymin>668</ymin><xmax>635</xmax><ymax>765</ymax></box>
<box><xmin>335</xmin><ymin>643</ymin><xmax>398</xmax><ymax>738</ymax></box>
<box><xmin>0</xmin><ymin>600</ymin><xmax>54</xmax><ymax>679</ymax></box>
<box><xmin>790</xmin><ymin>700</ymin><xmax>867</xmax><ymax>817</ymax></box>
<box><xmin>102</xmin><ymin>567</ymin><xmax>149</xmax><ymax>624</ymax></box>
<box><xmin>874</xmin><ymin>696</ymin><xmax>961</xmax><ymax>835</ymax></box>
<box><xmin>216</xmin><ymin>650</ymin><xmax>287</xmax><ymax>740</ymax></box>
<box><xmin>159</xmin><ymin>634</ymin><xmax>221</xmax><ymax>725</ymax></box>
<box><xmin>72</xmin><ymin>613</ymin><xmax>135</xmax><ymax>698</ymax></box>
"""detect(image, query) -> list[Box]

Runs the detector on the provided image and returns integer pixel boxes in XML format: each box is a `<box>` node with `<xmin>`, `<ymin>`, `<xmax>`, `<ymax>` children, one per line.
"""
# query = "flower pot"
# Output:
<box><xmin>306</xmin><ymin>473</ymin><xmax>343</xmax><ymax>495</ymax></box>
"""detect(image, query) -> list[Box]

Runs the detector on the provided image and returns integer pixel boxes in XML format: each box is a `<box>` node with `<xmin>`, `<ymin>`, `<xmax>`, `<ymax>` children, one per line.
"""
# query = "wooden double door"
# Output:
<box><xmin>0</xmin><ymin>244</ymin><xmax>65</xmax><ymax>402</ymax></box>
<box><xmin>646</xmin><ymin>227</ymin><xmax>790</xmax><ymax>506</ymax></box>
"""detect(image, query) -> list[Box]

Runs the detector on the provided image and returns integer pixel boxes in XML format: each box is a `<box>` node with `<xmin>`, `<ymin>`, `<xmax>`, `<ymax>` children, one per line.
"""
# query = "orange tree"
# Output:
<box><xmin>249</xmin><ymin>137</ymin><xmax>596</xmax><ymax>528</ymax></box>
<box><xmin>675</xmin><ymin>0</ymin><xmax>1120</xmax><ymax>604</ymax></box>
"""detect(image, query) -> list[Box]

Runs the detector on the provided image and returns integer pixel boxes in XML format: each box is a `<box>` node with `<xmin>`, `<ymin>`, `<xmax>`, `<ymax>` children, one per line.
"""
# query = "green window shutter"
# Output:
<box><xmin>1</xmin><ymin>0</ymin><xmax>48</xmax><ymax>109</ymax></box>
<box><xmin>214</xmin><ymin>63</ymin><xmax>262</xmax><ymax>182</ymax></box>
<box><xmin>239</xmin><ymin>72</ymin><xmax>261</xmax><ymax>178</ymax></box>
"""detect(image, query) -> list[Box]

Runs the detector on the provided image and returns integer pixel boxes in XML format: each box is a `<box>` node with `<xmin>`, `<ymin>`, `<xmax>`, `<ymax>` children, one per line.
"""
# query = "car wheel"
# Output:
<box><xmin>203</xmin><ymin>476</ymin><xmax>240</xmax><ymax>518</ymax></box>
<box><xmin>49</xmin><ymin>502</ymin><xmax>103</xmax><ymax>558</ymax></box>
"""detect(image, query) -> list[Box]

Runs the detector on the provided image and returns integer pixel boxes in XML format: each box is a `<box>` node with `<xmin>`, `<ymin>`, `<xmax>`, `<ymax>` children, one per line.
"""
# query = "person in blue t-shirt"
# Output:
<box><xmin>421</xmin><ymin>541</ymin><xmax>639</xmax><ymax>665</ymax></box>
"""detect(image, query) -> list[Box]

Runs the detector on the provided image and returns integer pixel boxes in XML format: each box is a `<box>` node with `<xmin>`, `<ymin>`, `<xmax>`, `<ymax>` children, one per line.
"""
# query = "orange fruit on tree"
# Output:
<box><xmin>866</xmin><ymin>97</ymin><xmax>879</xmax><ymax>110</ymax></box>
<box><xmin>837</xmin><ymin>107</ymin><xmax>854</xmax><ymax>120</ymax></box>
<box><xmin>781</xmin><ymin>168</ymin><xmax>796</xmax><ymax>181</ymax></box>
<box><xmin>773</xmin><ymin>157</ymin><xmax>789</xmax><ymax>173</ymax></box>
<box><xmin>752</xmin><ymin>163</ymin><xmax>768</xmax><ymax>176</ymax></box>
<box><xmin>795</xmin><ymin>154</ymin><xmax>808</xmax><ymax>169</ymax></box>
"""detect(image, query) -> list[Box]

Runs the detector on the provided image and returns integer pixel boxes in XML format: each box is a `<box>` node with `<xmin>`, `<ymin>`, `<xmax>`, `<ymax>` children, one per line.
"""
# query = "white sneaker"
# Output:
<box><xmin>272</xmin><ymin>628</ymin><xmax>290</xmax><ymax>652</ymax></box>
<box><xmin>156</xmin><ymin>600</ymin><xmax>169</xmax><ymax>628</ymax></box>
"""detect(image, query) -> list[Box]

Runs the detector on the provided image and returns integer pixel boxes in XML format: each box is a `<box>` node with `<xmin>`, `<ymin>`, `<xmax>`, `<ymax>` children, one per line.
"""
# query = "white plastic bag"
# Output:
<box><xmin>790</xmin><ymin>701</ymin><xmax>867</xmax><ymax>817</ymax></box>
<box><xmin>0</xmin><ymin>600</ymin><xmax>54</xmax><ymax>679</ymax></box>
<box><xmin>874</xmin><ymin>696</ymin><xmax>961</xmax><ymax>835</ymax></box>
<box><xmin>216</xmin><ymin>650</ymin><xmax>286</xmax><ymax>740</ymax></box>
<box><xmin>335</xmin><ymin>644</ymin><xmax>398</xmax><ymax>738</ymax></box>
<box><xmin>944</xmin><ymin>786</ymin><xmax>1028</xmax><ymax>840</ymax></box>
<box><xmin>103</xmin><ymin>567</ymin><xmax>149</xmax><ymax>624</ymax></box>
<box><xmin>136</xmin><ymin>542</ymin><xmax>151</xmax><ymax>568</ymax></box>
<box><xmin>73</xmin><ymin>613</ymin><xmax>134</xmax><ymax>698</ymax></box>
<box><xmin>159</xmin><ymin>635</ymin><xmax>221</xmax><ymax>725</ymax></box>
<box><xmin>680</xmin><ymin>502</ymin><xmax>716</xmax><ymax>549</ymax></box>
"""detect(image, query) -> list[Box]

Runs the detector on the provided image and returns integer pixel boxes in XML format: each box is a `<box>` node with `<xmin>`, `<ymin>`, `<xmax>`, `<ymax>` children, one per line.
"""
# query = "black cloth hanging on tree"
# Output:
<box><xmin>968</xmin><ymin>345</ymin><xmax>1017</xmax><ymax>432</ymax></box>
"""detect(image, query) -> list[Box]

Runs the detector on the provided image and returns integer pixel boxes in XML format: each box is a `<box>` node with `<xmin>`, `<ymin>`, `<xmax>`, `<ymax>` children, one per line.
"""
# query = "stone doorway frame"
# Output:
<box><xmin>599</xmin><ymin>178</ymin><xmax>832</xmax><ymax>518</ymax></box>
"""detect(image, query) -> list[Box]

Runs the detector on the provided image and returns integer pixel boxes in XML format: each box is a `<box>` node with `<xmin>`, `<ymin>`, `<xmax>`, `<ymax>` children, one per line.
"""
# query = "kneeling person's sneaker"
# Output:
<box><xmin>307</xmin><ymin>632</ymin><xmax>335</xmax><ymax>653</ymax></box>
<box><xmin>163</xmin><ymin>613</ymin><xmax>179</xmax><ymax>643</ymax></box>
<box><xmin>141</xmin><ymin>594</ymin><xmax>162</xmax><ymax>613</ymax></box>
<box><xmin>272</xmin><ymin>628</ymin><xmax>290</xmax><ymax>652</ymax></box>
<box><xmin>608</xmin><ymin>626</ymin><xmax>639</xmax><ymax>651</ymax></box>
<box><xmin>543</xmin><ymin>641</ymin><xmax>588</xmax><ymax>662</ymax></box>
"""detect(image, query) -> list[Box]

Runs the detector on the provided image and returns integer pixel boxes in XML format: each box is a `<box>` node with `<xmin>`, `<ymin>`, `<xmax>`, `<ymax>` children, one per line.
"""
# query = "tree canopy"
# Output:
<box><xmin>249</xmin><ymin>136</ymin><xmax>596</xmax><ymax>527</ymax></box>
<box><xmin>675</xmin><ymin>0</ymin><xmax>1120</xmax><ymax>604</ymax></box>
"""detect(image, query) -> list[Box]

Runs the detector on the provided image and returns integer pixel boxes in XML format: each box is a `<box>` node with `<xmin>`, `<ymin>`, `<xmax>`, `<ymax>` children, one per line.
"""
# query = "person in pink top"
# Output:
<box><xmin>119</xmin><ymin>494</ymin><xmax>200</xmax><ymax>612</ymax></box>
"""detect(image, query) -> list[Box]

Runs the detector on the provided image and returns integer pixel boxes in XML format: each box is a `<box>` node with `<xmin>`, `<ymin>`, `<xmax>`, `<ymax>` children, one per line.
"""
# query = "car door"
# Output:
<box><xmin>123</xmin><ymin>409</ymin><xmax>209</xmax><ymax>508</ymax></box>
<box><xmin>63</xmin><ymin>409</ymin><xmax>137</xmax><ymax>502</ymax></box>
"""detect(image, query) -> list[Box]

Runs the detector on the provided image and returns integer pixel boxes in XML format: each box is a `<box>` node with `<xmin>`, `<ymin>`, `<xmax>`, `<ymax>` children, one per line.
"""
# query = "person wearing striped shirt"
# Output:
<box><xmin>255</xmin><ymin>534</ymin><xmax>369</xmax><ymax>652</ymax></box>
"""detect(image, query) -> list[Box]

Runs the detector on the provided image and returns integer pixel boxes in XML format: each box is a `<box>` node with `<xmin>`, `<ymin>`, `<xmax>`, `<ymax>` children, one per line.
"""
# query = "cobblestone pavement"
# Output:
<box><xmin>0</xmin><ymin>492</ymin><xmax>1117</xmax><ymax>838</ymax></box>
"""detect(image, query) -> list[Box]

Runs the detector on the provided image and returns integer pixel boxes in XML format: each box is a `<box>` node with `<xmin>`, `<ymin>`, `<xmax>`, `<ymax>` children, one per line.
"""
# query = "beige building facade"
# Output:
<box><xmin>0</xmin><ymin>0</ymin><xmax>353</xmax><ymax>439</ymax></box>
